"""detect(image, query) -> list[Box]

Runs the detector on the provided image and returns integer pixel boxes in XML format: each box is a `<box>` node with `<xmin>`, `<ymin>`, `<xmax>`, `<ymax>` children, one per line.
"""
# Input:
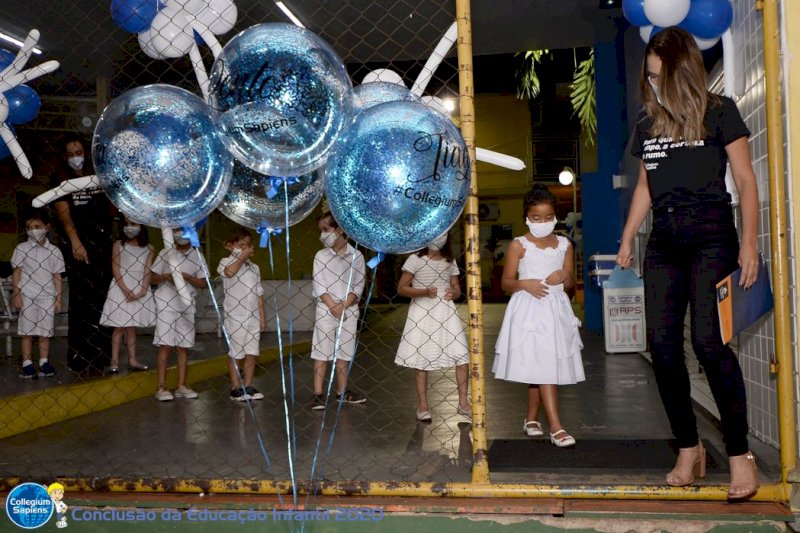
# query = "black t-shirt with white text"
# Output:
<box><xmin>631</xmin><ymin>94</ymin><xmax>750</xmax><ymax>209</ymax></box>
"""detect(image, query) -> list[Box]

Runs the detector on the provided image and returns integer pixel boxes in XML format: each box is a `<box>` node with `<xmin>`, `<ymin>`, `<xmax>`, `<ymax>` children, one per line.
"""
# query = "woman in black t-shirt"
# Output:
<box><xmin>51</xmin><ymin>133</ymin><xmax>115</xmax><ymax>374</ymax></box>
<box><xmin>616</xmin><ymin>28</ymin><xmax>759</xmax><ymax>500</ymax></box>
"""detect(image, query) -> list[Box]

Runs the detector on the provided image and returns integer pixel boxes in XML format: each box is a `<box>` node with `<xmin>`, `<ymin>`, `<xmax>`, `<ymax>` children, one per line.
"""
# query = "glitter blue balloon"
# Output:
<box><xmin>208</xmin><ymin>23</ymin><xmax>353</xmax><ymax>177</ymax></box>
<box><xmin>218</xmin><ymin>160</ymin><xmax>324</xmax><ymax>230</ymax></box>
<box><xmin>93</xmin><ymin>84</ymin><xmax>233</xmax><ymax>228</ymax></box>
<box><xmin>353</xmin><ymin>82</ymin><xmax>420</xmax><ymax>113</ymax></box>
<box><xmin>325</xmin><ymin>100</ymin><xmax>470</xmax><ymax>255</ymax></box>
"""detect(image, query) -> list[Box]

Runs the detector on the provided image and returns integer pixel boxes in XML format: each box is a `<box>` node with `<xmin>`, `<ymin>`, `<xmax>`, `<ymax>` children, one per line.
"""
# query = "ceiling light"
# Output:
<box><xmin>275</xmin><ymin>2</ymin><xmax>306</xmax><ymax>28</ymax></box>
<box><xmin>599</xmin><ymin>0</ymin><xmax>622</xmax><ymax>8</ymax></box>
<box><xmin>0</xmin><ymin>31</ymin><xmax>42</xmax><ymax>55</ymax></box>
<box><xmin>558</xmin><ymin>167</ymin><xmax>575</xmax><ymax>186</ymax></box>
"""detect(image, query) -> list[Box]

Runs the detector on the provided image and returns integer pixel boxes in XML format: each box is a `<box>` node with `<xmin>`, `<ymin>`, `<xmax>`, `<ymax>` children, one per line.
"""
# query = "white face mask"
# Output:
<box><xmin>123</xmin><ymin>225</ymin><xmax>141</xmax><ymax>238</ymax></box>
<box><xmin>320</xmin><ymin>231</ymin><xmax>338</xmax><ymax>248</ymax></box>
<box><xmin>231</xmin><ymin>247</ymin><xmax>243</xmax><ymax>257</ymax></box>
<box><xmin>526</xmin><ymin>218</ymin><xmax>557</xmax><ymax>238</ymax></box>
<box><xmin>67</xmin><ymin>156</ymin><xmax>84</xmax><ymax>171</ymax></box>
<box><xmin>173</xmin><ymin>232</ymin><xmax>190</xmax><ymax>246</ymax></box>
<box><xmin>649</xmin><ymin>80</ymin><xmax>663</xmax><ymax>106</ymax></box>
<box><xmin>428</xmin><ymin>234</ymin><xmax>447</xmax><ymax>252</ymax></box>
<box><xmin>27</xmin><ymin>228</ymin><xmax>47</xmax><ymax>242</ymax></box>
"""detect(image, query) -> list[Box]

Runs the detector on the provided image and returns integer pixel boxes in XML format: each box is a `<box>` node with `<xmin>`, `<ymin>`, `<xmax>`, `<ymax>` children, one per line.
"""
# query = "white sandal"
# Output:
<box><xmin>523</xmin><ymin>419</ymin><xmax>544</xmax><ymax>437</ymax></box>
<box><xmin>550</xmin><ymin>429</ymin><xmax>576</xmax><ymax>447</ymax></box>
<box><xmin>416</xmin><ymin>410</ymin><xmax>432</xmax><ymax>421</ymax></box>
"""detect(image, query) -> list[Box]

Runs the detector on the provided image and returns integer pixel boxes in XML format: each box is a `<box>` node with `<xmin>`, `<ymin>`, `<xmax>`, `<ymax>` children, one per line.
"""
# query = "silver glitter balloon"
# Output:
<box><xmin>92</xmin><ymin>84</ymin><xmax>233</xmax><ymax>228</ymax></box>
<box><xmin>325</xmin><ymin>100</ymin><xmax>470</xmax><ymax>254</ymax></box>
<box><xmin>208</xmin><ymin>23</ymin><xmax>353</xmax><ymax>177</ymax></box>
<box><xmin>217</xmin><ymin>160</ymin><xmax>324</xmax><ymax>230</ymax></box>
<box><xmin>353</xmin><ymin>82</ymin><xmax>420</xmax><ymax>113</ymax></box>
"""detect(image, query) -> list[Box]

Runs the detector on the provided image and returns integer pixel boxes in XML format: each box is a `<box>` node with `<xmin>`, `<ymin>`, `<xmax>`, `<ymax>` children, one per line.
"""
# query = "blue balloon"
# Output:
<box><xmin>0</xmin><ymin>125</ymin><xmax>14</xmax><ymax>159</ymax></box>
<box><xmin>4</xmin><ymin>85</ymin><xmax>40</xmax><ymax>124</ymax></box>
<box><xmin>93</xmin><ymin>84</ymin><xmax>233</xmax><ymax>228</ymax></box>
<box><xmin>111</xmin><ymin>0</ymin><xmax>164</xmax><ymax>33</ymax></box>
<box><xmin>622</xmin><ymin>0</ymin><xmax>650</xmax><ymax>27</ymax></box>
<box><xmin>218</xmin><ymin>160</ymin><xmax>324</xmax><ymax>230</ymax></box>
<box><xmin>208</xmin><ymin>23</ymin><xmax>353</xmax><ymax>177</ymax></box>
<box><xmin>0</xmin><ymin>48</ymin><xmax>15</xmax><ymax>70</ymax></box>
<box><xmin>325</xmin><ymin>100</ymin><xmax>470</xmax><ymax>255</ymax></box>
<box><xmin>680</xmin><ymin>0</ymin><xmax>733</xmax><ymax>39</ymax></box>
<box><xmin>353</xmin><ymin>82</ymin><xmax>420</xmax><ymax>113</ymax></box>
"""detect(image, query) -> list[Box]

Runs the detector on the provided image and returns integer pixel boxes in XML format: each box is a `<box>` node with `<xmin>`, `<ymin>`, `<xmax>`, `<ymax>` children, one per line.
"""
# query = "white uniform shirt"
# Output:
<box><xmin>10</xmin><ymin>239</ymin><xmax>65</xmax><ymax>299</ymax></box>
<box><xmin>151</xmin><ymin>247</ymin><xmax>207</xmax><ymax>312</ymax></box>
<box><xmin>218</xmin><ymin>255</ymin><xmax>264</xmax><ymax>316</ymax></box>
<box><xmin>312</xmin><ymin>244</ymin><xmax>366</xmax><ymax>303</ymax></box>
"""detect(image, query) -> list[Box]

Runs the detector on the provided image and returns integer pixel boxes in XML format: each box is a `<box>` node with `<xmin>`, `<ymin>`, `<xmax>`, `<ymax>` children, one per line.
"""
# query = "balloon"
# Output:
<box><xmin>138</xmin><ymin>8</ymin><xmax>195</xmax><ymax>59</ymax></box>
<box><xmin>0</xmin><ymin>125</ymin><xmax>13</xmax><ymax>159</ymax></box>
<box><xmin>680</xmin><ymin>0</ymin><xmax>733</xmax><ymax>39</ymax></box>
<box><xmin>0</xmin><ymin>48</ymin><xmax>16</xmax><ymax>70</ymax></box>
<box><xmin>218</xmin><ymin>161</ymin><xmax>324</xmax><ymax>230</ymax></box>
<box><xmin>353</xmin><ymin>82</ymin><xmax>420</xmax><ymax>113</ymax></box>
<box><xmin>639</xmin><ymin>25</ymin><xmax>654</xmax><ymax>43</ymax></box>
<box><xmin>643</xmin><ymin>0</ymin><xmax>690</xmax><ymax>28</ymax></box>
<box><xmin>194</xmin><ymin>0</ymin><xmax>237</xmax><ymax>35</ymax></box>
<box><xmin>208</xmin><ymin>23</ymin><xmax>353</xmax><ymax>177</ymax></box>
<box><xmin>4</xmin><ymin>85</ymin><xmax>40</xmax><ymax>124</ymax></box>
<box><xmin>361</xmin><ymin>69</ymin><xmax>406</xmax><ymax>87</ymax></box>
<box><xmin>325</xmin><ymin>101</ymin><xmax>470</xmax><ymax>255</ymax></box>
<box><xmin>111</xmin><ymin>0</ymin><xmax>164</xmax><ymax>33</ymax></box>
<box><xmin>694</xmin><ymin>34</ymin><xmax>721</xmax><ymax>50</ymax></box>
<box><xmin>622</xmin><ymin>0</ymin><xmax>650</xmax><ymax>26</ymax></box>
<box><xmin>93</xmin><ymin>84</ymin><xmax>233</xmax><ymax>228</ymax></box>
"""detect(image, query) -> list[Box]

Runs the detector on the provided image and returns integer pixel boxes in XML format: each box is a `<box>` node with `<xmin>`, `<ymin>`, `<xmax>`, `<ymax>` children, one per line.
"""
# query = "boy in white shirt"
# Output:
<box><xmin>218</xmin><ymin>228</ymin><xmax>266</xmax><ymax>401</ymax></box>
<box><xmin>150</xmin><ymin>229</ymin><xmax>207</xmax><ymax>401</ymax></box>
<box><xmin>12</xmin><ymin>210</ymin><xmax>65</xmax><ymax>379</ymax></box>
<box><xmin>311</xmin><ymin>212</ymin><xmax>367</xmax><ymax>410</ymax></box>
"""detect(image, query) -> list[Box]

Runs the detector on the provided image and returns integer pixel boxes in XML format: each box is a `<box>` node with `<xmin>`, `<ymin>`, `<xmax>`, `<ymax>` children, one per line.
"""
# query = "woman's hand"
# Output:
<box><xmin>738</xmin><ymin>243</ymin><xmax>759</xmax><ymax>289</ymax></box>
<box><xmin>520</xmin><ymin>279</ymin><xmax>549</xmax><ymax>299</ymax></box>
<box><xmin>72</xmin><ymin>241</ymin><xmax>88</xmax><ymax>263</ymax></box>
<box><xmin>616</xmin><ymin>240</ymin><xmax>634</xmax><ymax>269</ymax></box>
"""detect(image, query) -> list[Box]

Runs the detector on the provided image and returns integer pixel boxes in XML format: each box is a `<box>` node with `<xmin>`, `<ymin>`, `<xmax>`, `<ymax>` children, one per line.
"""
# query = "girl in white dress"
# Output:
<box><xmin>100</xmin><ymin>218</ymin><xmax>156</xmax><ymax>372</ymax></box>
<box><xmin>493</xmin><ymin>184</ymin><xmax>584</xmax><ymax>447</ymax></box>
<box><xmin>395</xmin><ymin>233</ymin><xmax>470</xmax><ymax>421</ymax></box>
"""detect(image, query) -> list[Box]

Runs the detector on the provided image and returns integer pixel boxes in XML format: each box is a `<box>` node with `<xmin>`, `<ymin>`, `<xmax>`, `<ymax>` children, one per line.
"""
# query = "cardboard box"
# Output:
<box><xmin>602</xmin><ymin>267</ymin><xmax>646</xmax><ymax>353</ymax></box>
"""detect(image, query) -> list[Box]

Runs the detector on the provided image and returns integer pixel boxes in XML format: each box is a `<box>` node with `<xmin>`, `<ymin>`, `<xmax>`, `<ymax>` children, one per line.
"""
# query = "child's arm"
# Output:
<box><xmin>182</xmin><ymin>256</ymin><xmax>207</xmax><ymax>289</ymax></box>
<box><xmin>53</xmin><ymin>272</ymin><xmax>62</xmax><ymax>314</ymax></box>
<box><xmin>139</xmin><ymin>245</ymin><xmax>155</xmax><ymax>297</ymax></box>
<box><xmin>221</xmin><ymin>244</ymin><xmax>254</xmax><ymax>278</ymax></box>
<box><xmin>11</xmin><ymin>267</ymin><xmax>22</xmax><ymax>310</ymax></box>
<box><xmin>501</xmin><ymin>240</ymin><xmax>548</xmax><ymax>299</ymax></box>
<box><xmin>258</xmin><ymin>293</ymin><xmax>266</xmax><ymax>331</ymax></box>
<box><xmin>444</xmin><ymin>274</ymin><xmax>461</xmax><ymax>301</ymax></box>
<box><xmin>111</xmin><ymin>242</ymin><xmax>132</xmax><ymax>297</ymax></box>
<box><xmin>544</xmin><ymin>241</ymin><xmax>576</xmax><ymax>290</ymax></box>
<box><xmin>150</xmin><ymin>252</ymin><xmax>172</xmax><ymax>284</ymax></box>
<box><xmin>397</xmin><ymin>271</ymin><xmax>436</xmax><ymax>299</ymax></box>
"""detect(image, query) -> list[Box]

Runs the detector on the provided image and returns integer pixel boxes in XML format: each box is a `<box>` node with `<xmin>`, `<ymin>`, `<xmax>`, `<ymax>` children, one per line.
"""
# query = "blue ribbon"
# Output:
<box><xmin>266</xmin><ymin>176</ymin><xmax>301</xmax><ymax>199</ymax></box>
<box><xmin>366</xmin><ymin>252</ymin><xmax>385</xmax><ymax>269</ymax></box>
<box><xmin>256</xmin><ymin>224</ymin><xmax>283</xmax><ymax>248</ymax></box>
<box><xmin>180</xmin><ymin>225</ymin><xmax>200</xmax><ymax>247</ymax></box>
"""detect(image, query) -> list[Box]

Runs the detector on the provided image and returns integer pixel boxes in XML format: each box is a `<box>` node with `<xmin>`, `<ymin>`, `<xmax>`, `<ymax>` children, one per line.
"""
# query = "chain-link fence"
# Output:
<box><xmin>0</xmin><ymin>0</ymin><xmax>483</xmax><ymax>496</ymax></box>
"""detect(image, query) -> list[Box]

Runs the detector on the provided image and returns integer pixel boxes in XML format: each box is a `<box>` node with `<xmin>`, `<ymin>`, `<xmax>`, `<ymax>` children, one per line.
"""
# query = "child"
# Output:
<box><xmin>395</xmin><ymin>233</ymin><xmax>470</xmax><ymax>421</ymax></box>
<box><xmin>310</xmin><ymin>211</ymin><xmax>367</xmax><ymax>410</ymax></box>
<box><xmin>493</xmin><ymin>184</ymin><xmax>584</xmax><ymax>447</ymax></box>
<box><xmin>150</xmin><ymin>228</ymin><xmax>207</xmax><ymax>401</ymax></box>
<box><xmin>11</xmin><ymin>210</ymin><xmax>65</xmax><ymax>379</ymax></box>
<box><xmin>218</xmin><ymin>228</ymin><xmax>266</xmax><ymax>401</ymax></box>
<box><xmin>99</xmin><ymin>217</ymin><xmax>156</xmax><ymax>373</ymax></box>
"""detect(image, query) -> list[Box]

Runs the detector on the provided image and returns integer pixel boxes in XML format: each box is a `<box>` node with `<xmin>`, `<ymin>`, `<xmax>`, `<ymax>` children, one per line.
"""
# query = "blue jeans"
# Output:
<box><xmin>644</xmin><ymin>202</ymin><xmax>749</xmax><ymax>456</ymax></box>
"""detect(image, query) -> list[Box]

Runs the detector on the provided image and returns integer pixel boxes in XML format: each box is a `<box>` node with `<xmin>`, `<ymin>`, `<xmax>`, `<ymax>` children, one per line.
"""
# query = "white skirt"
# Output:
<box><xmin>395</xmin><ymin>298</ymin><xmax>469</xmax><ymax>370</ymax></box>
<box><xmin>100</xmin><ymin>280</ymin><xmax>156</xmax><ymax>328</ymax></box>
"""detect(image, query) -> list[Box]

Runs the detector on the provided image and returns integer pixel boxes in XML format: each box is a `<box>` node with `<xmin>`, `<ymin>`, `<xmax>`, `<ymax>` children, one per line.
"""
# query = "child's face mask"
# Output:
<box><xmin>123</xmin><ymin>225</ymin><xmax>141</xmax><ymax>238</ymax></box>
<box><xmin>320</xmin><ymin>231</ymin><xmax>338</xmax><ymax>248</ymax></box>
<box><xmin>428</xmin><ymin>234</ymin><xmax>447</xmax><ymax>251</ymax></box>
<box><xmin>526</xmin><ymin>218</ymin><xmax>557</xmax><ymax>238</ymax></box>
<box><xmin>27</xmin><ymin>228</ymin><xmax>47</xmax><ymax>242</ymax></box>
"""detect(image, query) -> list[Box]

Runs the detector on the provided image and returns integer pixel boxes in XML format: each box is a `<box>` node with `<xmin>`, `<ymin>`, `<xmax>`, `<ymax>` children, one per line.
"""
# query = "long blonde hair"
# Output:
<box><xmin>640</xmin><ymin>27</ymin><xmax>717</xmax><ymax>142</ymax></box>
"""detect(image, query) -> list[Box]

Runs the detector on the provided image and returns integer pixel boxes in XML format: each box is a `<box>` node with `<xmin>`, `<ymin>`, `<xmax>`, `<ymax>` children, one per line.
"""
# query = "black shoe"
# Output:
<box><xmin>244</xmin><ymin>386</ymin><xmax>264</xmax><ymax>400</ymax></box>
<box><xmin>337</xmin><ymin>389</ymin><xmax>367</xmax><ymax>405</ymax></box>
<box><xmin>311</xmin><ymin>394</ymin><xmax>326</xmax><ymax>410</ymax></box>
<box><xmin>38</xmin><ymin>362</ymin><xmax>56</xmax><ymax>377</ymax></box>
<box><xmin>230</xmin><ymin>388</ymin><xmax>248</xmax><ymax>402</ymax></box>
<box><xmin>19</xmin><ymin>364</ymin><xmax>38</xmax><ymax>380</ymax></box>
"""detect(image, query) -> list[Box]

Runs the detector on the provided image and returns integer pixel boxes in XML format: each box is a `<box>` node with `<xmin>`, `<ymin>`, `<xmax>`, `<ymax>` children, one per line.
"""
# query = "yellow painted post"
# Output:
<box><xmin>759</xmin><ymin>0</ymin><xmax>797</xmax><ymax>494</ymax></box>
<box><xmin>455</xmin><ymin>0</ymin><xmax>490</xmax><ymax>484</ymax></box>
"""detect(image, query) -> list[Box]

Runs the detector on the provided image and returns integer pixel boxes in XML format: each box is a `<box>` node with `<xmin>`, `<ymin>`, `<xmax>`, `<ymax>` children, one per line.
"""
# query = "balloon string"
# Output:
<box><xmin>282</xmin><ymin>179</ymin><xmax>299</xmax><ymax>463</ymax></box>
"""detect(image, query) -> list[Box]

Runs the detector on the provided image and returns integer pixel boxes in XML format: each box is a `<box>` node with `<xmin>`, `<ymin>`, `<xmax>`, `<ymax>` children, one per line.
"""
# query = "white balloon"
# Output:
<box><xmin>165</xmin><ymin>0</ymin><xmax>204</xmax><ymax>11</ymax></box>
<box><xmin>195</xmin><ymin>0</ymin><xmax>237</xmax><ymax>34</ymax></box>
<box><xmin>138</xmin><ymin>28</ymin><xmax>167</xmax><ymax>59</ymax></box>
<box><xmin>639</xmin><ymin>25</ymin><xmax>654</xmax><ymax>44</ymax></box>
<box><xmin>146</xmin><ymin>9</ymin><xmax>195</xmax><ymax>59</ymax></box>
<box><xmin>694</xmin><ymin>34</ymin><xmax>720</xmax><ymax>51</ymax></box>
<box><xmin>361</xmin><ymin>68</ymin><xmax>406</xmax><ymax>87</ymax></box>
<box><xmin>643</xmin><ymin>0</ymin><xmax>690</xmax><ymax>28</ymax></box>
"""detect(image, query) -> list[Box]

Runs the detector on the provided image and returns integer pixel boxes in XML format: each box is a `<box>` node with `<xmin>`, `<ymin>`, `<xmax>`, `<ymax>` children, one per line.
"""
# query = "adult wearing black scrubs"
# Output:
<box><xmin>51</xmin><ymin>133</ymin><xmax>115</xmax><ymax>374</ymax></box>
<box><xmin>616</xmin><ymin>28</ymin><xmax>760</xmax><ymax>500</ymax></box>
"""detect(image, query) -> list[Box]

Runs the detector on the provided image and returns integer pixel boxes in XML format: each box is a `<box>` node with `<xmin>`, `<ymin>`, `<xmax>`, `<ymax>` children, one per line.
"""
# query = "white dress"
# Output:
<box><xmin>395</xmin><ymin>254</ymin><xmax>469</xmax><ymax>370</ymax></box>
<box><xmin>493</xmin><ymin>236</ymin><xmax>584</xmax><ymax>385</ymax></box>
<box><xmin>100</xmin><ymin>242</ymin><xmax>156</xmax><ymax>328</ymax></box>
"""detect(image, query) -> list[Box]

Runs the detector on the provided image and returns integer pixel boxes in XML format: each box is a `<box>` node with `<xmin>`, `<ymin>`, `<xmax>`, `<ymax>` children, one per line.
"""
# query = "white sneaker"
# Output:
<box><xmin>155</xmin><ymin>388</ymin><xmax>174</xmax><ymax>402</ymax></box>
<box><xmin>174</xmin><ymin>386</ymin><xmax>199</xmax><ymax>399</ymax></box>
<box><xmin>416</xmin><ymin>410</ymin><xmax>432</xmax><ymax>421</ymax></box>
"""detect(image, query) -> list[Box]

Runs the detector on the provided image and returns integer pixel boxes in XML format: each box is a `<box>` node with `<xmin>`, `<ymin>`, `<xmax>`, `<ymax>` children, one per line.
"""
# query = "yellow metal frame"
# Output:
<box><xmin>1</xmin><ymin>0</ymin><xmax>795</xmax><ymax>506</ymax></box>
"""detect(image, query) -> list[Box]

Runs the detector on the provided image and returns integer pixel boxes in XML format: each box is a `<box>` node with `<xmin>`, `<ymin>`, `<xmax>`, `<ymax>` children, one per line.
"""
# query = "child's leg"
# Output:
<box><xmin>21</xmin><ymin>335</ymin><xmax>33</xmax><ymax>363</ymax></box>
<box><xmin>539</xmin><ymin>384</ymin><xmax>563</xmax><ymax>432</ymax></box>
<box><xmin>335</xmin><ymin>359</ymin><xmax>350</xmax><ymax>395</ymax></box>
<box><xmin>38</xmin><ymin>336</ymin><xmax>50</xmax><ymax>361</ymax></box>
<box><xmin>110</xmin><ymin>328</ymin><xmax>123</xmax><ymax>367</ymax></box>
<box><xmin>527</xmin><ymin>384</ymin><xmax>542</xmax><ymax>421</ymax></box>
<box><xmin>176</xmin><ymin>347</ymin><xmax>189</xmax><ymax>388</ymax></box>
<box><xmin>415</xmin><ymin>370</ymin><xmax>429</xmax><ymax>412</ymax></box>
<box><xmin>313</xmin><ymin>360</ymin><xmax>328</xmax><ymax>395</ymax></box>
<box><xmin>243</xmin><ymin>355</ymin><xmax>256</xmax><ymax>388</ymax></box>
<box><xmin>455</xmin><ymin>363</ymin><xmax>469</xmax><ymax>410</ymax></box>
<box><xmin>125</xmin><ymin>327</ymin><xmax>139</xmax><ymax>365</ymax></box>
<box><xmin>156</xmin><ymin>345</ymin><xmax>170</xmax><ymax>390</ymax></box>
<box><xmin>228</xmin><ymin>358</ymin><xmax>242</xmax><ymax>389</ymax></box>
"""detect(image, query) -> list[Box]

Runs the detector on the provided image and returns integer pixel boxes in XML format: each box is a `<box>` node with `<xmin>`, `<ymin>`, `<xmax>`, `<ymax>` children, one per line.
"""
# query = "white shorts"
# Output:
<box><xmin>225</xmin><ymin>315</ymin><xmax>260</xmax><ymax>360</ymax></box>
<box><xmin>310</xmin><ymin>303</ymin><xmax>359</xmax><ymax>362</ymax></box>
<box><xmin>18</xmin><ymin>297</ymin><xmax>55</xmax><ymax>337</ymax></box>
<box><xmin>153</xmin><ymin>308</ymin><xmax>196</xmax><ymax>348</ymax></box>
